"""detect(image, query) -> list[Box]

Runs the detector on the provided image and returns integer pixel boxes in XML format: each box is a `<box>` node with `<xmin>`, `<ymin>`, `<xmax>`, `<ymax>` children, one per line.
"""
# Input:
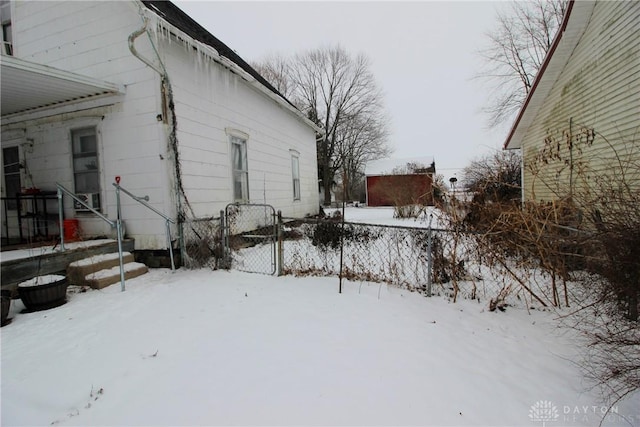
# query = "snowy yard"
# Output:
<box><xmin>1</xmin><ymin>208</ymin><xmax>638</xmax><ymax>426</ymax></box>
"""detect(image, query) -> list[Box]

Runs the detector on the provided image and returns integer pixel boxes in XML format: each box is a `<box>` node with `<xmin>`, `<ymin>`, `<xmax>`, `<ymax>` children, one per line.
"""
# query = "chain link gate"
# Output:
<box><xmin>224</xmin><ymin>203</ymin><xmax>278</xmax><ymax>275</ymax></box>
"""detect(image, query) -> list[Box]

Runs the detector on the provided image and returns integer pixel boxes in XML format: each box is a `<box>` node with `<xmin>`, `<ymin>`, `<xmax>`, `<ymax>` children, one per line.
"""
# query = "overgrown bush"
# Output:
<box><xmin>394</xmin><ymin>204</ymin><xmax>423</xmax><ymax>219</ymax></box>
<box><xmin>310</xmin><ymin>221</ymin><xmax>344</xmax><ymax>250</ymax></box>
<box><xmin>309</xmin><ymin>220</ymin><xmax>382</xmax><ymax>250</ymax></box>
<box><xmin>461</xmin><ymin>123</ymin><xmax>640</xmax><ymax>404</ymax></box>
<box><xmin>428</xmin><ymin>234</ymin><xmax>466</xmax><ymax>285</ymax></box>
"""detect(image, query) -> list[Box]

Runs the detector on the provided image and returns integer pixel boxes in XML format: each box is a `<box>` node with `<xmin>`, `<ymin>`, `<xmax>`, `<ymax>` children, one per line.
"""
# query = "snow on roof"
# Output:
<box><xmin>365</xmin><ymin>157</ymin><xmax>435</xmax><ymax>176</ymax></box>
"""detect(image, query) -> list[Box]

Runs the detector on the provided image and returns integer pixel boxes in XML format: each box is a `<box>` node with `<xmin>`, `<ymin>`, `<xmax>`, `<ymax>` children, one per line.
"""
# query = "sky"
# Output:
<box><xmin>172</xmin><ymin>1</ymin><xmax>513</xmax><ymax>180</ymax></box>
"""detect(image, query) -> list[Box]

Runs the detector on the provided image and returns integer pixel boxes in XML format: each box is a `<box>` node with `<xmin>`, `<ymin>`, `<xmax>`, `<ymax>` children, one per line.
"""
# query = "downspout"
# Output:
<box><xmin>128</xmin><ymin>20</ymin><xmax>163</xmax><ymax>75</ymax></box>
<box><xmin>128</xmin><ymin>18</ymin><xmax>190</xmax><ymax>257</ymax></box>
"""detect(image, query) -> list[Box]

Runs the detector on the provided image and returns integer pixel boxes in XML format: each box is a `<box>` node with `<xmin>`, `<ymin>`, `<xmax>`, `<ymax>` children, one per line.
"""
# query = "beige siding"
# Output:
<box><xmin>521</xmin><ymin>1</ymin><xmax>640</xmax><ymax>202</ymax></box>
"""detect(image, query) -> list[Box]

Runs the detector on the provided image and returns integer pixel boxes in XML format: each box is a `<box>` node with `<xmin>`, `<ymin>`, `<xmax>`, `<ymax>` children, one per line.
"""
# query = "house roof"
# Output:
<box><xmin>503</xmin><ymin>1</ymin><xmax>597</xmax><ymax>150</ymax></box>
<box><xmin>140</xmin><ymin>1</ymin><xmax>318</xmax><ymax>131</ymax></box>
<box><xmin>1</xmin><ymin>55</ymin><xmax>124</xmax><ymax>118</ymax></box>
<box><xmin>365</xmin><ymin>157</ymin><xmax>435</xmax><ymax>176</ymax></box>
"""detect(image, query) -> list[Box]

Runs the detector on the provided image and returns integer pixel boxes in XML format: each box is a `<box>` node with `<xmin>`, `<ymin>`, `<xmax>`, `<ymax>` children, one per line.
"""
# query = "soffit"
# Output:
<box><xmin>1</xmin><ymin>55</ymin><xmax>124</xmax><ymax>117</ymax></box>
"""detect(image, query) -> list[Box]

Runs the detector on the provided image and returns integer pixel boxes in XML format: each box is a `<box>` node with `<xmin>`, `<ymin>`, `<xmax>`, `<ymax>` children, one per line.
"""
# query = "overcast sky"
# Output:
<box><xmin>173</xmin><ymin>1</ymin><xmax>513</xmax><ymax>180</ymax></box>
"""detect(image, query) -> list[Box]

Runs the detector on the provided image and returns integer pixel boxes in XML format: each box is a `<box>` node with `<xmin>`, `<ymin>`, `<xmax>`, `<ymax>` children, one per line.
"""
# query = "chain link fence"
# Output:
<box><xmin>179</xmin><ymin>206</ymin><xmax>534</xmax><ymax>307</ymax></box>
<box><xmin>280</xmin><ymin>217</ymin><xmax>531</xmax><ymax>306</ymax></box>
<box><xmin>225</xmin><ymin>203</ymin><xmax>277</xmax><ymax>275</ymax></box>
<box><xmin>181</xmin><ymin>215</ymin><xmax>225</xmax><ymax>269</ymax></box>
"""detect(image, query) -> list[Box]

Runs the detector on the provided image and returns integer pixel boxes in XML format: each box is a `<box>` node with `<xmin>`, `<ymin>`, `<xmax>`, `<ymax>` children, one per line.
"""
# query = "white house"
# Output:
<box><xmin>1</xmin><ymin>1</ymin><xmax>321</xmax><ymax>253</ymax></box>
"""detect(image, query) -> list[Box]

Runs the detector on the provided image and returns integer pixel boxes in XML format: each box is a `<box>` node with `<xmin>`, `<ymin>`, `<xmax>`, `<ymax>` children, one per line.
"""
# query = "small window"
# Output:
<box><xmin>72</xmin><ymin>127</ymin><xmax>101</xmax><ymax>210</ymax></box>
<box><xmin>230</xmin><ymin>136</ymin><xmax>249</xmax><ymax>202</ymax></box>
<box><xmin>2</xmin><ymin>146</ymin><xmax>21</xmax><ymax>209</ymax></box>
<box><xmin>1</xmin><ymin>0</ymin><xmax>12</xmax><ymax>56</ymax></box>
<box><xmin>2</xmin><ymin>22</ymin><xmax>11</xmax><ymax>55</ymax></box>
<box><xmin>291</xmin><ymin>151</ymin><xmax>300</xmax><ymax>201</ymax></box>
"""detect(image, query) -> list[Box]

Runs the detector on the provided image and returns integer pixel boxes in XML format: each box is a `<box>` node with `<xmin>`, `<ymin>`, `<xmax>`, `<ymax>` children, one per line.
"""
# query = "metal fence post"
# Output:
<box><xmin>427</xmin><ymin>213</ymin><xmax>433</xmax><ymax>297</ymax></box>
<box><xmin>57</xmin><ymin>187</ymin><xmax>65</xmax><ymax>251</ymax></box>
<box><xmin>277</xmin><ymin>210</ymin><xmax>283</xmax><ymax>276</ymax></box>
<box><xmin>220</xmin><ymin>210</ymin><xmax>228</xmax><ymax>269</ymax></box>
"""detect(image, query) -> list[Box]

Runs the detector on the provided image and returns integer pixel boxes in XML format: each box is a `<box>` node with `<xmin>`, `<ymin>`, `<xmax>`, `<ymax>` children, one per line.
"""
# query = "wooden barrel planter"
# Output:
<box><xmin>18</xmin><ymin>275</ymin><xmax>68</xmax><ymax>312</ymax></box>
<box><xmin>1</xmin><ymin>290</ymin><xmax>11</xmax><ymax>326</ymax></box>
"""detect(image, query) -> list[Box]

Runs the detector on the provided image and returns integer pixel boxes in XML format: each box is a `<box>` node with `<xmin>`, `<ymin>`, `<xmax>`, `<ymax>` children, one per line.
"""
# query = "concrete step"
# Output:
<box><xmin>84</xmin><ymin>262</ymin><xmax>149</xmax><ymax>290</ymax></box>
<box><xmin>67</xmin><ymin>252</ymin><xmax>135</xmax><ymax>285</ymax></box>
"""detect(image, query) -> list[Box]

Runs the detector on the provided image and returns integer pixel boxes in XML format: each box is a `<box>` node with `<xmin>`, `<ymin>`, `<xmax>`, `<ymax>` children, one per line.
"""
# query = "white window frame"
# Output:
<box><xmin>290</xmin><ymin>150</ymin><xmax>300</xmax><ymax>201</ymax></box>
<box><xmin>71</xmin><ymin>127</ymin><xmax>101</xmax><ymax>211</ymax></box>
<box><xmin>227</xmin><ymin>129</ymin><xmax>250</xmax><ymax>203</ymax></box>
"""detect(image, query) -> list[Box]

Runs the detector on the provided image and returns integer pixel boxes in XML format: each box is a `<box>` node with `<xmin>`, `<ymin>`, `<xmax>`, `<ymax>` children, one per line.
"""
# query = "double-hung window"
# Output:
<box><xmin>291</xmin><ymin>151</ymin><xmax>300</xmax><ymax>201</ymax></box>
<box><xmin>72</xmin><ymin>127</ymin><xmax>101</xmax><ymax>210</ymax></box>
<box><xmin>231</xmin><ymin>136</ymin><xmax>249</xmax><ymax>202</ymax></box>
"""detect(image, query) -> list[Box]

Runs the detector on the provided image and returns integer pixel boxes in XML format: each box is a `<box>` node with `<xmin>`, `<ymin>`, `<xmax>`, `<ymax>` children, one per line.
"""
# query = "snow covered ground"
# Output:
<box><xmin>1</xmin><ymin>208</ymin><xmax>638</xmax><ymax>426</ymax></box>
<box><xmin>324</xmin><ymin>206</ymin><xmax>444</xmax><ymax>228</ymax></box>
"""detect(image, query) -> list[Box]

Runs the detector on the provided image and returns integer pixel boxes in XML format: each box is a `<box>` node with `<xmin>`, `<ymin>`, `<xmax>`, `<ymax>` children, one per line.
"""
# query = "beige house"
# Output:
<box><xmin>504</xmin><ymin>0</ymin><xmax>640</xmax><ymax>203</ymax></box>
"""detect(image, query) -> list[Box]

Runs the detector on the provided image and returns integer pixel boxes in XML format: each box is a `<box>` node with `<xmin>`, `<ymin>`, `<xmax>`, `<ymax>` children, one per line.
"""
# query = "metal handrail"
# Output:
<box><xmin>56</xmin><ymin>183</ymin><xmax>126</xmax><ymax>292</ymax></box>
<box><xmin>113</xmin><ymin>182</ymin><xmax>175</xmax><ymax>271</ymax></box>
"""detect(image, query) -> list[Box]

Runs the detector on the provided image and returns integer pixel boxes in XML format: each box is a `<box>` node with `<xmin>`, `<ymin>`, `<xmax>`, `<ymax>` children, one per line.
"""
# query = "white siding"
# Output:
<box><xmin>520</xmin><ymin>1</ymin><xmax>640</xmax><ymax>201</ymax></box>
<box><xmin>1</xmin><ymin>1</ymin><xmax>319</xmax><ymax>250</ymax></box>
<box><xmin>160</xmin><ymin>35</ymin><xmax>319</xmax><ymax>219</ymax></box>
<box><xmin>4</xmin><ymin>1</ymin><xmax>174</xmax><ymax>248</ymax></box>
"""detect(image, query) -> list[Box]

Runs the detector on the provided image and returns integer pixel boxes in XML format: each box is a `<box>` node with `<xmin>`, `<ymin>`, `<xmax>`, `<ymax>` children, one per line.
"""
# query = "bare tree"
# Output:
<box><xmin>462</xmin><ymin>150</ymin><xmax>521</xmax><ymax>203</ymax></box>
<box><xmin>251</xmin><ymin>53</ymin><xmax>295</xmax><ymax>100</ymax></box>
<box><xmin>337</xmin><ymin>112</ymin><xmax>390</xmax><ymax>201</ymax></box>
<box><xmin>477</xmin><ymin>0</ymin><xmax>567</xmax><ymax>128</ymax></box>
<box><xmin>255</xmin><ymin>46</ymin><xmax>390</xmax><ymax>205</ymax></box>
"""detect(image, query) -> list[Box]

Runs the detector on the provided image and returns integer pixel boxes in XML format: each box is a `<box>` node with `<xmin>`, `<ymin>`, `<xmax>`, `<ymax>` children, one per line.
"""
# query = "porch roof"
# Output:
<box><xmin>1</xmin><ymin>55</ymin><xmax>125</xmax><ymax>117</ymax></box>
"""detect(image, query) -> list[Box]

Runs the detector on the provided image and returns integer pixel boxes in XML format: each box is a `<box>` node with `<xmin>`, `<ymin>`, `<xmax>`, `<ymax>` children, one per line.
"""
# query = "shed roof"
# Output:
<box><xmin>503</xmin><ymin>0</ymin><xmax>597</xmax><ymax>149</ymax></box>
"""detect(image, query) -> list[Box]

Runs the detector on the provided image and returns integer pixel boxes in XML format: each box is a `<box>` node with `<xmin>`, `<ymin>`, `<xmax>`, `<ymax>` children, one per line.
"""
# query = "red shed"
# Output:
<box><xmin>365</xmin><ymin>158</ymin><xmax>436</xmax><ymax>207</ymax></box>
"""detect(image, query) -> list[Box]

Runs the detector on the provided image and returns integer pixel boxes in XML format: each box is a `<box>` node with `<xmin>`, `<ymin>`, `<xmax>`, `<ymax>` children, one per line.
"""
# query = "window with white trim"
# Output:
<box><xmin>291</xmin><ymin>151</ymin><xmax>300</xmax><ymax>201</ymax></box>
<box><xmin>230</xmin><ymin>136</ymin><xmax>249</xmax><ymax>202</ymax></box>
<box><xmin>72</xmin><ymin>127</ymin><xmax>101</xmax><ymax>210</ymax></box>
